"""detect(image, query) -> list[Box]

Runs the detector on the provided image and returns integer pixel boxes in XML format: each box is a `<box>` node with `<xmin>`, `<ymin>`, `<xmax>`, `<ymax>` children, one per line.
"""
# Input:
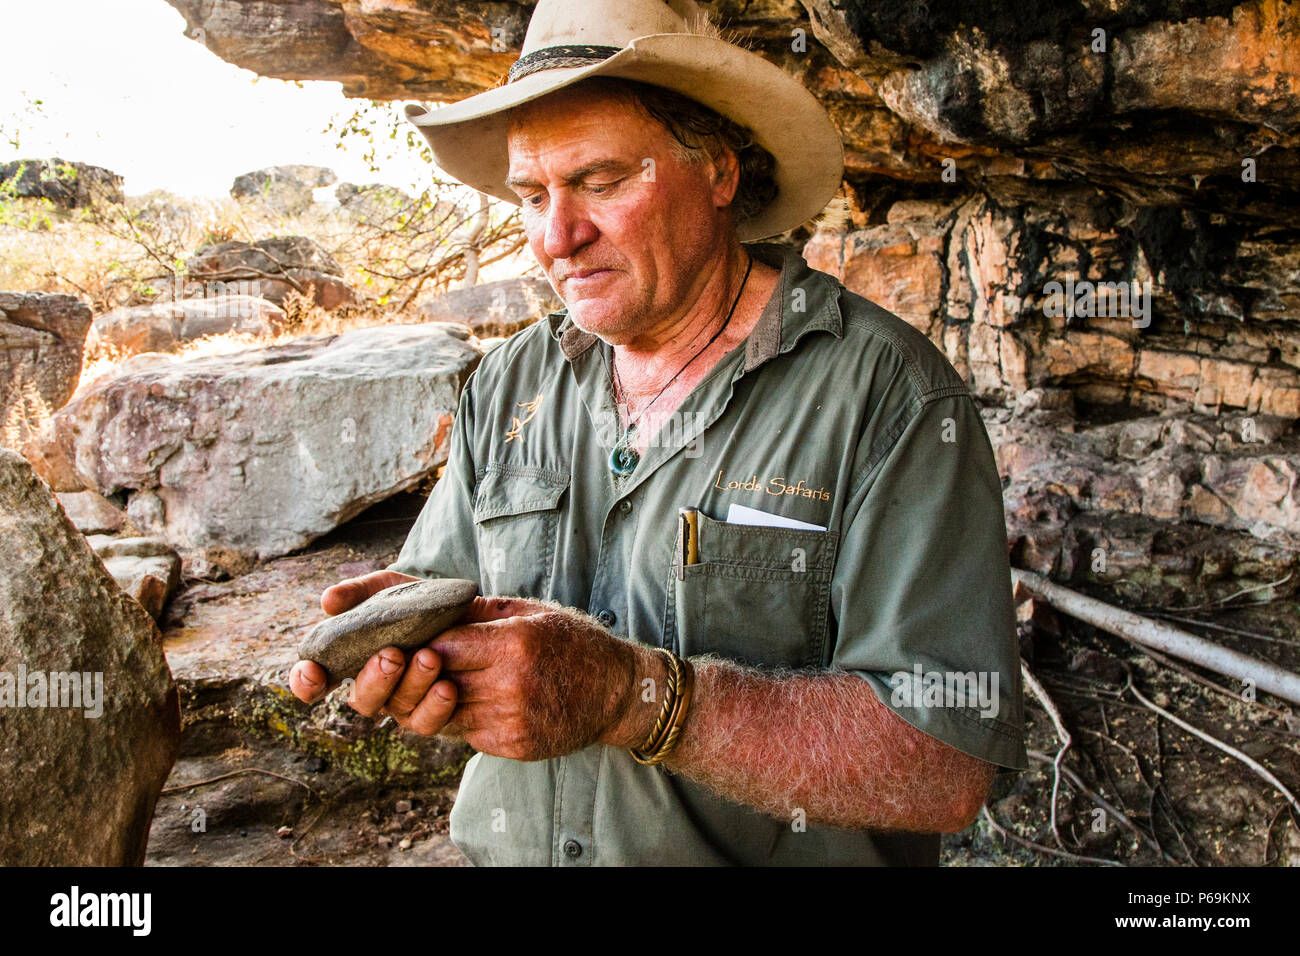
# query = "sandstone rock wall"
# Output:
<box><xmin>164</xmin><ymin>0</ymin><xmax>1300</xmax><ymax>421</ymax></box>
<box><xmin>807</xmin><ymin>193</ymin><xmax>1300</xmax><ymax>417</ymax></box>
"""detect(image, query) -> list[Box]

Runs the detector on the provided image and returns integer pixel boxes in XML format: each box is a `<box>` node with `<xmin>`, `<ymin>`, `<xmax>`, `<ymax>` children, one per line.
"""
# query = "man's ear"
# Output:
<box><xmin>709</xmin><ymin>146</ymin><xmax>741</xmax><ymax>209</ymax></box>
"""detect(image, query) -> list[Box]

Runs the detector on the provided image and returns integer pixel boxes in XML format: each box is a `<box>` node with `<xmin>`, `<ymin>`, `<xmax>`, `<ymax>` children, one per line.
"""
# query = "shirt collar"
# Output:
<box><xmin>547</xmin><ymin>241</ymin><xmax>844</xmax><ymax>368</ymax></box>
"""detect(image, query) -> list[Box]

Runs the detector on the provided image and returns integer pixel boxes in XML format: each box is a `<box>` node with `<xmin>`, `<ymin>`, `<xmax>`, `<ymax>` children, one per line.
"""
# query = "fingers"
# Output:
<box><xmin>296</xmin><ymin>646</ymin><xmax>454</xmax><ymax>737</ymax></box>
<box><xmin>384</xmin><ymin>648</ymin><xmax>444</xmax><ymax>720</ymax></box>
<box><xmin>449</xmin><ymin>706</ymin><xmax>499</xmax><ymax>757</ymax></box>
<box><xmin>289</xmin><ymin>659</ymin><xmax>331</xmax><ymax>704</ymax></box>
<box><xmin>403</xmin><ymin>679</ymin><xmax>458</xmax><ymax>736</ymax></box>
<box><xmin>347</xmin><ymin>647</ymin><xmax>407</xmax><ymax>717</ymax></box>
<box><xmin>372</xmin><ymin>646</ymin><xmax>457</xmax><ymax>737</ymax></box>
<box><xmin>321</xmin><ymin>570</ymin><xmax>418</xmax><ymax>616</ymax></box>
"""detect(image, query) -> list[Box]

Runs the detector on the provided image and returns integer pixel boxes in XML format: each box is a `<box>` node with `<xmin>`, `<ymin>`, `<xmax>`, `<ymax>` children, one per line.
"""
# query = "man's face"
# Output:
<box><xmin>505</xmin><ymin>84</ymin><xmax>738</xmax><ymax>344</ymax></box>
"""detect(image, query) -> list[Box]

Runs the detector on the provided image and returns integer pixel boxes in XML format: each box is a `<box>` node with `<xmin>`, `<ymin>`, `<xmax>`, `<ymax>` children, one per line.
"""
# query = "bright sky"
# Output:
<box><xmin>0</xmin><ymin>0</ymin><xmax>438</xmax><ymax>199</ymax></box>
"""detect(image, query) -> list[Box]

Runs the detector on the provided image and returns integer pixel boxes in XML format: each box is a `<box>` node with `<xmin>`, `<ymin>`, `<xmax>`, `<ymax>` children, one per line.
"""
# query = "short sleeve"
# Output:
<box><xmin>388</xmin><ymin>371</ymin><xmax>482</xmax><ymax>585</ymax></box>
<box><xmin>831</xmin><ymin>389</ymin><xmax>1028</xmax><ymax>770</ymax></box>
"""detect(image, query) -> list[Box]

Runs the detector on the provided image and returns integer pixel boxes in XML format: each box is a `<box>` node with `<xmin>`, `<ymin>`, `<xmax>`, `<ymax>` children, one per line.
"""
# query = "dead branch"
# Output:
<box><xmin>1148</xmin><ymin>611</ymin><xmax>1298</xmax><ymax>647</ymax></box>
<box><xmin>1138</xmin><ymin>644</ymin><xmax>1295</xmax><ymax>722</ymax></box>
<box><xmin>160</xmin><ymin>767</ymin><xmax>321</xmax><ymax>802</ymax></box>
<box><xmin>1121</xmin><ymin>667</ymin><xmax>1300</xmax><ymax>819</ymax></box>
<box><xmin>980</xmin><ymin>806</ymin><xmax>1124</xmax><ymax>866</ymax></box>
<box><xmin>1026</xmin><ymin>749</ymin><xmax>1178</xmax><ymax>863</ymax></box>
<box><xmin>1263</xmin><ymin>804</ymin><xmax>1291</xmax><ymax>865</ymax></box>
<box><xmin>1012</xmin><ymin>569</ymin><xmax>1300</xmax><ymax>706</ymax></box>
<box><xmin>1022</xmin><ymin>659</ymin><xmax>1074</xmax><ymax>851</ymax></box>
<box><xmin>1166</xmin><ymin>572</ymin><xmax>1293</xmax><ymax>613</ymax></box>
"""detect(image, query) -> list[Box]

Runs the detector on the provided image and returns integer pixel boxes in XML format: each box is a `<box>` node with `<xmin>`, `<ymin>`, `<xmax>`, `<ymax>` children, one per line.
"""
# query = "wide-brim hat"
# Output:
<box><xmin>404</xmin><ymin>0</ymin><xmax>844</xmax><ymax>241</ymax></box>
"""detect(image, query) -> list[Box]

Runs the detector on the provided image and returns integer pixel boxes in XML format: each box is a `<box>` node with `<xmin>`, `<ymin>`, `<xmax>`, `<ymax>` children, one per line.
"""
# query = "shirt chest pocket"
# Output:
<box><xmin>472</xmin><ymin>465</ymin><xmax>569</xmax><ymax>599</ymax></box>
<box><xmin>664</xmin><ymin>511</ymin><xmax>839</xmax><ymax>668</ymax></box>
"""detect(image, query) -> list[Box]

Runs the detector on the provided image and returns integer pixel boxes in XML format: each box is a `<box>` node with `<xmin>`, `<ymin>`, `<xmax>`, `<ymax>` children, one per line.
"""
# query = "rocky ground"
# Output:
<box><xmin>147</xmin><ymin>492</ymin><xmax>469</xmax><ymax>866</ymax></box>
<box><xmin>147</xmin><ymin>723</ymin><xmax>466</xmax><ymax>866</ymax></box>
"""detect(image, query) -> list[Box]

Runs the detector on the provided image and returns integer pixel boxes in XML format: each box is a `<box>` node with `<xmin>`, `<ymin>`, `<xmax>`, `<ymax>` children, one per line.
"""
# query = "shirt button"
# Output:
<box><xmin>595</xmin><ymin>609</ymin><xmax>616</xmax><ymax>628</ymax></box>
<box><xmin>563</xmin><ymin>839</ymin><xmax>583</xmax><ymax>859</ymax></box>
<box><xmin>618</xmin><ymin>499</ymin><xmax>633</xmax><ymax>516</ymax></box>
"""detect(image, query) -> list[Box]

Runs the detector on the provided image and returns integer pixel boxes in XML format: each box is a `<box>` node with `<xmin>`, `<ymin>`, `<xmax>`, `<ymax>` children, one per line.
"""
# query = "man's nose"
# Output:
<box><xmin>542</xmin><ymin>195</ymin><xmax>598</xmax><ymax>260</ymax></box>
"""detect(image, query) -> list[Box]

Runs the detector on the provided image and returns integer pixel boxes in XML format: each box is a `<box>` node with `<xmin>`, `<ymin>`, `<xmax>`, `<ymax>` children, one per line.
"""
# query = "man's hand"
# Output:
<box><xmin>345</xmin><ymin>596</ymin><xmax>663</xmax><ymax>761</ymax></box>
<box><xmin>288</xmin><ymin>570</ymin><xmax>425</xmax><ymax>706</ymax></box>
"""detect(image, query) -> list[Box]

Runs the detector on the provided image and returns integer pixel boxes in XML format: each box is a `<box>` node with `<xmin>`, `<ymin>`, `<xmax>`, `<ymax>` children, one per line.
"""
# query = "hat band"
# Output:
<box><xmin>508</xmin><ymin>44</ymin><xmax>622</xmax><ymax>82</ymax></box>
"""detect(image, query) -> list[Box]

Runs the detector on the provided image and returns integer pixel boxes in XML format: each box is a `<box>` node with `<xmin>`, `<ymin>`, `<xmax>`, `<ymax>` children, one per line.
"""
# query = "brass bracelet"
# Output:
<box><xmin>655</xmin><ymin>655</ymin><xmax>695</xmax><ymax>759</ymax></box>
<box><xmin>635</xmin><ymin>657</ymin><xmax>693</xmax><ymax>765</ymax></box>
<box><xmin>630</xmin><ymin>650</ymin><xmax>694</xmax><ymax>766</ymax></box>
<box><xmin>630</xmin><ymin>648</ymin><xmax>679</xmax><ymax>764</ymax></box>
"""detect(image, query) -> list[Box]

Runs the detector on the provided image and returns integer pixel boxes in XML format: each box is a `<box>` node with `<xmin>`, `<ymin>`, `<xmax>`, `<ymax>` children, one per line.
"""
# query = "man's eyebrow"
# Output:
<box><xmin>505</xmin><ymin>159</ymin><xmax>633</xmax><ymax>191</ymax></box>
<box><xmin>562</xmin><ymin>159</ymin><xmax>631</xmax><ymax>184</ymax></box>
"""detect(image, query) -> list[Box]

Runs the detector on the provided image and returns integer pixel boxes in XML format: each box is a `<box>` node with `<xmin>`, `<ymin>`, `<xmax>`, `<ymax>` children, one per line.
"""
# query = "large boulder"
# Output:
<box><xmin>418</xmin><ymin>277</ymin><xmax>561</xmax><ymax>338</ymax></box>
<box><xmin>0</xmin><ymin>448</ymin><xmax>180</xmax><ymax>865</ymax></box>
<box><xmin>230</xmin><ymin>164</ymin><xmax>336</xmax><ymax>215</ymax></box>
<box><xmin>0</xmin><ymin>157</ymin><xmax>124</xmax><ymax>208</ymax></box>
<box><xmin>90</xmin><ymin>295</ymin><xmax>287</xmax><ymax>356</ymax></box>
<box><xmin>0</xmin><ymin>292</ymin><xmax>93</xmax><ymax>442</ymax></box>
<box><xmin>186</xmin><ymin>236</ymin><xmax>357</xmax><ymax>310</ymax></box>
<box><xmin>33</xmin><ymin>323</ymin><xmax>481</xmax><ymax>571</ymax></box>
<box><xmin>188</xmin><ymin>234</ymin><xmax>342</xmax><ymax>277</ymax></box>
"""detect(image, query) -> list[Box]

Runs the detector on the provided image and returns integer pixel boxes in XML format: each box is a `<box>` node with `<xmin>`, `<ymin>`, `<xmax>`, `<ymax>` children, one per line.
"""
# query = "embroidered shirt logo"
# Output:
<box><xmin>504</xmin><ymin>392</ymin><xmax>544</xmax><ymax>444</ymax></box>
<box><xmin>713</xmin><ymin>468</ymin><xmax>831</xmax><ymax>501</ymax></box>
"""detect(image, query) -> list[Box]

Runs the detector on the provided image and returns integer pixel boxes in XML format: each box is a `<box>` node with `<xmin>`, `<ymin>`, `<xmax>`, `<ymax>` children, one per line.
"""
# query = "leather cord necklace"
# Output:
<box><xmin>606</xmin><ymin>254</ymin><xmax>753</xmax><ymax>477</ymax></box>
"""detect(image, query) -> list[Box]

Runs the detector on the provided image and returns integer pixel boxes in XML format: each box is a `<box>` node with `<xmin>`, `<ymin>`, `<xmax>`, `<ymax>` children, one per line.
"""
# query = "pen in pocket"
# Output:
<box><xmin>678</xmin><ymin>507</ymin><xmax>699</xmax><ymax>580</ymax></box>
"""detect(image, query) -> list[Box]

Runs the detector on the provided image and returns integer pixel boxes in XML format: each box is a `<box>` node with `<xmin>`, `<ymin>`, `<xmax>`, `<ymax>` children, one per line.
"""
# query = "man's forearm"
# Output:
<box><xmin>615</xmin><ymin>652</ymin><xmax>995</xmax><ymax>833</ymax></box>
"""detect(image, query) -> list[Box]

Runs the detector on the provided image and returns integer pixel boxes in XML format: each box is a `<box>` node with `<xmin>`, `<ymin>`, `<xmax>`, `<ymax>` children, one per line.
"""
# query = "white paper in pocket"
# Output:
<box><xmin>725</xmin><ymin>502</ymin><xmax>827</xmax><ymax>532</ymax></box>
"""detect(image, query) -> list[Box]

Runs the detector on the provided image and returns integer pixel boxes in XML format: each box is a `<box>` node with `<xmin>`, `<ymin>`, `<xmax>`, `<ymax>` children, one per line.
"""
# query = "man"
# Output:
<box><xmin>290</xmin><ymin>0</ymin><xmax>1027</xmax><ymax>865</ymax></box>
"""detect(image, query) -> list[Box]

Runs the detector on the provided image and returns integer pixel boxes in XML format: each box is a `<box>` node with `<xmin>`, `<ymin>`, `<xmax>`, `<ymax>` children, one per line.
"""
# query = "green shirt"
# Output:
<box><xmin>391</xmin><ymin>242</ymin><xmax>1028</xmax><ymax>866</ymax></box>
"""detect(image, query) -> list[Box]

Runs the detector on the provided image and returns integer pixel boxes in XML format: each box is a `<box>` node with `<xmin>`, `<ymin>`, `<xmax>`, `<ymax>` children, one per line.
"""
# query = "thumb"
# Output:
<box><xmin>321</xmin><ymin>570</ymin><xmax>416</xmax><ymax>616</ymax></box>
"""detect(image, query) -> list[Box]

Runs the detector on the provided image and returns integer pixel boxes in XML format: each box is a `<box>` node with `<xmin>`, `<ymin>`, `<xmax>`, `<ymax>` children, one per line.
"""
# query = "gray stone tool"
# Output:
<box><xmin>297</xmin><ymin>577</ymin><xmax>478</xmax><ymax>683</ymax></box>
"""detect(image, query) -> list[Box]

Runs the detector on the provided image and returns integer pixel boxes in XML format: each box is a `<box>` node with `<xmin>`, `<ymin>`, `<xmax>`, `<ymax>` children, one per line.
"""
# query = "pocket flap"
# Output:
<box><xmin>690</xmin><ymin>510</ymin><xmax>839</xmax><ymax>575</ymax></box>
<box><xmin>473</xmin><ymin>465</ymin><xmax>570</xmax><ymax>522</ymax></box>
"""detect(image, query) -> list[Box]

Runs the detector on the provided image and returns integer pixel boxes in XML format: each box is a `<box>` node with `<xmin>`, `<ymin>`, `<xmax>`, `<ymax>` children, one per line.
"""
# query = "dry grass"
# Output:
<box><xmin>0</xmin><ymin>187</ymin><xmax>533</xmax><ymax>314</ymax></box>
<box><xmin>2</xmin><ymin>185</ymin><xmax>535</xmax><ymax>444</ymax></box>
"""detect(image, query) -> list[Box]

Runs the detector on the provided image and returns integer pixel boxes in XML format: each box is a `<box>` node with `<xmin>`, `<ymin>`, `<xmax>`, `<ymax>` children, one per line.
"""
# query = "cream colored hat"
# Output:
<box><xmin>404</xmin><ymin>0</ymin><xmax>844</xmax><ymax>241</ymax></box>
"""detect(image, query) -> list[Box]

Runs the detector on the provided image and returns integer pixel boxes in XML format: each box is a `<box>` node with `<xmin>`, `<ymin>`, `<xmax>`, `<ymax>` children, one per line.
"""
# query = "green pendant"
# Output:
<box><xmin>609</xmin><ymin>435</ymin><xmax>639</xmax><ymax>476</ymax></box>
